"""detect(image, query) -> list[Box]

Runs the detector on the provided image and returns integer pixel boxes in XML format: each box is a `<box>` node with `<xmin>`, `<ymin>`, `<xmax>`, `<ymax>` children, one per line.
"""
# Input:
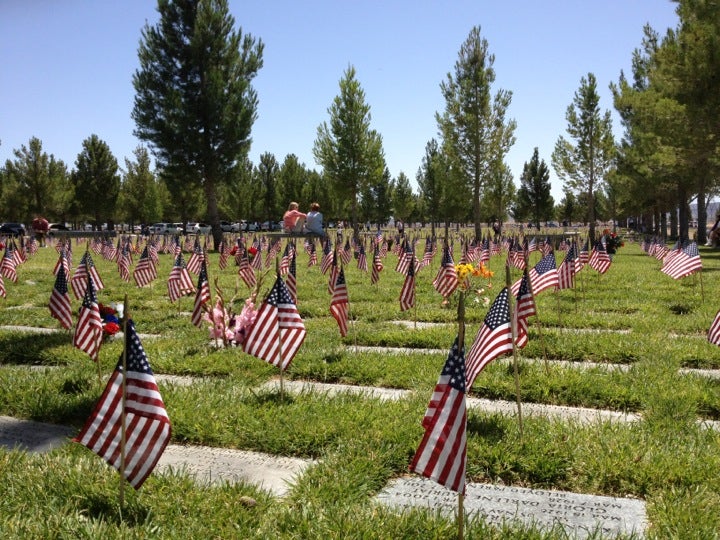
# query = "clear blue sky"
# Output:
<box><xmin>0</xmin><ymin>1</ymin><xmax>679</xmax><ymax>202</ymax></box>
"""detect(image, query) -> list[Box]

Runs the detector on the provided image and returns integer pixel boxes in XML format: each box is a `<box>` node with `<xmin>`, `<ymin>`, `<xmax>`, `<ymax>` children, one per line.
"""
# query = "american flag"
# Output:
<box><xmin>238</xmin><ymin>250</ymin><xmax>256</xmax><ymax>289</ymax></box>
<box><xmin>395</xmin><ymin>241</ymin><xmax>418</xmax><ymax>276</ymax></box>
<box><xmin>71</xmin><ymin>252</ymin><xmax>104</xmax><ymax>299</ymax></box>
<box><xmin>320</xmin><ymin>238</ymin><xmax>334</xmax><ymax>274</ymax></box>
<box><xmin>556</xmin><ymin>242</ymin><xmax>577</xmax><ymax>290</ymax></box>
<box><xmin>371</xmin><ymin>244</ymin><xmax>383</xmax><ymax>285</ymax></box>
<box><xmin>186</xmin><ymin>238</ymin><xmax>203</xmax><ymax>275</ymax></box>
<box><xmin>330</xmin><ymin>267</ymin><xmax>349</xmax><ymax>337</ymax></box>
<box><xmin>73</xmin><ymin>275</ymin><xmax>103</xmax><ymax>362</ymax></box>
<box><xmin>280</xmin><ymin>242</ymin><xmax>294</xmax><ymax>276</ymax></box>
<box><xmin>191</xmin><ymin>260</ymin><xmax>211</xmax><ymax>328</ymax></box>
<box><xmin>218</xmin><ymin>240</ymin><xmax>229</xmax><ymax>270</ymax></box>
<box><xmin>357</xmin><ymin>242</ymin><xmax>368</xmax><ymax>272</ymax></box>
<box><xmin>117</xmin><ymin>242</ymin><xmax>132</xmax><ymax>282</ymax></box>
<box><xmin>251</xmin><ymin>239</ymin><xmax>263</xmax><ymax>270</ymax></box>
<box><xmin>512</xmin><ymin>252</ymin><xmax>558</xmax><ymax>296</ymax></box>
<box><xmin>340</xmin><ymin>238</ymin><xmax>353</xmax><ymax>265</ymax></box>
<box><xmin>265</xmin><ymin>238</ymin><xmax>281</xmax><ymax>269</ymax></box>
<box><xmin>409</xmin><ymin>337</ymin><xmax>466</xmax><ymax>494</ymax></box>
<box><xmin>528</xmin><ymin>237</ymin><xmax>538</xmax><ymax>253</ymax></box>
<box><xmin>49</xmin><ymin>263</ymin><xmax>73</xmax><ymax>330</ymax></box>
<box><xmin>420</xmin><ymin>236</ymin><xmax>434</xmax><ymax>268</ymax></box>
<box><xmin>54</xmin><ymin>249</ymin><xmax>71</xmax><ymax>281</ymax></box>
<box><xmin>307</xmin><ymin>240</ymin><xmax>318</xmax><ymax>267</ymax></box>
<box><xmin>167</xmin><ymin>254</ymin><xmax>195</xmax><ymax>302</ymax></box>
<box><xmin>578</xmin><ymin>239</ymin><xmax>590</xmax><ymax>268</ymax></box>
<box><xmin>27</xmin><ymin>236</ymin><xmax>38</xmax><ymax>256</ymax></box>
<box><xmin>540</xmin><ymin>236</ymin><xmax>553</xmax><ymax>256</ymax></box>
<box><xmin>653</xmin><ymin>239</ymin><xmax>669</xmax><ymax>261</ymax></box>
<box><xmin>507</xmin><ymin>238</ymin><xmax>527</xmax><ymax>270</ymax></box>
<box><xmin>588</xmin><ymin>241</ymin><xmax>612</xmax><ymax>274</ymax></box>
<box><xmin>433</xmin><ymin>244</ymin><xmax>458</xmax><ymax>298</ymax></box>
<box><xmin>133</xmin><ymin>246</ymin><xmax>157</xmax><ymax>288</ymax></box>
<box><xmin>243</xmin><ymin>275</ymin><xmax>307</xmax><ymax>371</ymax></box>
<box><xmin>466</xmin><ymin>287</ymin><xmax>513</xmax><ymax>389</ymax></box>
<box><xmin>286</xmin><ymin>248</ymin><xmax>297</xmax><ymax>304</ymax></box>
<box><xmin>73</xmin><ymin>320</ymin><xmax>171</xmax><ymax>490</ymax></box>
<box><xmin>514</xmin><ymin>271</ymin><xmax>537</xmax><ymax>349</ymax></box>
<box><xmin>327</xmin><ymin>254</ymin><xmax>339</xmax><ymax>295</ymax></box>
<box><xmin>399</xmin><ymin>258</ymin><xmax>416</xmax><ymax>312</ymax></box>
<box><xmin>661</xmin><ymin>241</ymin><xmax>702</xmax><ymax>280</ymax></box>
<box><xmin>709</xmin><ymin>310</ymin><xmax>720</xmax><ymax>346</ymax></box>
<box><xmin>0</xmin><ymin>243</ymin><xmax>18</xmax><ymax>283</ymax></box>
<box><xmin>478</xmin><ymin>237</ymin><xmax>490</xmax><ymax>264</ymax></box>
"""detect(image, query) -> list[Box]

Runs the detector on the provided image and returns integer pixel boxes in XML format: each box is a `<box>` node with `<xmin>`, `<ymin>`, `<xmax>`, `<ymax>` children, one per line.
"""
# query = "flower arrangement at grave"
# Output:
<box><xmin>203</xmin><ymin>273</ymin><xmax>267</xmax><ymax>348</ymax></box>
<box><xmin>99</xmin><ymin>302</ymin><xmax>122</xmax><ymax>339</ymax></box>
<box><xmin>454</xmin><ymin>262</ymin><xmax>494</xmax><ymax>308</ymax></box>
<box><xmin>602</xmin><ymin>229</ymin><xmax>624</xmax><ymax>254</ymax></box>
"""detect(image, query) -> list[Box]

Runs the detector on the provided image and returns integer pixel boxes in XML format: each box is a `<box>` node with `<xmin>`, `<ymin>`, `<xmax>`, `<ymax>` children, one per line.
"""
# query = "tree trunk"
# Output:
<box><xmin>204</xmin><ymin>177</ymin><xmax>221</xmax><ymax>251</ymax></box>
<box><xmin>697</xmin><ymin>180</ymin><xmax>708</xmax><ymax>244</ymax></box>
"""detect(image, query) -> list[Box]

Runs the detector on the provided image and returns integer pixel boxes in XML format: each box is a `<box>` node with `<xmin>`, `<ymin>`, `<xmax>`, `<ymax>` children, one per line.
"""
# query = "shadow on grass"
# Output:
<box><xmin>467</xmin><ymin>414</ymin><xmax>507</xmax><ymax>443</ymax></box>
<box><xmin>81</xmin><ymin>493</ymin><xmax>151</xmax><ymax>526</ymax></box>
<box><xmin>0</xmin><ymin>331</ymin><xmax>71</xmax><ymax>365</ymax></box>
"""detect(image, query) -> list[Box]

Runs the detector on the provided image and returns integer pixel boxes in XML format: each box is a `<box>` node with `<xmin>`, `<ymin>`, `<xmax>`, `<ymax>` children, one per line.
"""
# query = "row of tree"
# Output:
<box><xmin>1</xmin><ymin>1</ymin><xmax>711</xmax><ymax>246</ymax></box>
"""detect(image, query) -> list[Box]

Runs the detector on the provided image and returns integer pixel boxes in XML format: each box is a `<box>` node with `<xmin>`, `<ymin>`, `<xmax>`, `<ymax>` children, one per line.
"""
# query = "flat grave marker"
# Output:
<box><xmin>376</xmin><ymin>476</ymin><xmax>647</xmax><ymax>539</ymax></box>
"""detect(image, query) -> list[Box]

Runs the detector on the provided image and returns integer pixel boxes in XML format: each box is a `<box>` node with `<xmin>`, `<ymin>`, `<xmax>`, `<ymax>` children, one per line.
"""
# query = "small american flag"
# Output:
<box><xmin>286</xmin><ymin>248</ymin><xmax>297</xmax><ymax>304</ymax></box>
<box><xmin>588</xmin><ymin>241</ymin><xmax>612</xmax><ymax>274</ymax></box>
<box><xmin>73</xmin><ymin>275</ymin><xmax>103</xmax><ymax>362</ymax></box>
<box><xmin>340</xmin><ymin>238</ymin><xmax>353</xmax><ymax>265</ymax></box>
<box><xmin>578</xmin><ymin>239</ymin><xmax>590</xmax><ymax>268</ymax></box>
<box><xmin>371</xmin><ymin>244</ymin><xmax>382</xmax><ymax>285</ymax></box>
<box><xmin>218</xmin><ymin>240</ymin><xmax>229</xmax><ymax>270</ymax></box>
<box><xmin>307</xmin><ymin>240</ymin><xmax>318</xmax><ymax>267</ymax></box>
<box><xmin>466</xmin><ymin>287</ymin><xmax>513</xmax><ymax>389</ymax></box>
<box><xmin>433</xmin><ymin>244</ymin><xmax>458</xmax><ymax>298</ymax></box>
<box><xmin>167</xmin><ymin>254</ymin><xmax>195</xmax><ymax>302</ymax></box>
<box><xmin>514</xmin><ymin>271</ymin><xmax>537</xmax><ymax>349</ymax></box>
<box><xmin>185</xmin><ymin>238</ymin><xmax>203</xmax><ymax>275</ymax></box>
<box><xmin>661</xmin><ymin>241</ymin><xmax>702</xmax><ymax>280</ymax></box>
<box><xmin>556</xmin><ymin>242</ymin><xmax>577</xmax><ymax>290</ymax></box>
<box><xmin>72</xmin><ymin>252</ymin><xmax>104</xmax><ymax>299</ymax></box>
<box><xmin>133</xmin><ymin>246</ymin><xmax>157</xmax><ymax>287</ymax></box>
<box><xmin>320</xmin><ymin>238</ymin><xmax>334</xmax><ymax>274</ymax></box>
<box><xmin>0</xmin><ymin>243</ymin><xmax>18</xmax><ymax>283</ymax></box>
<box><xmin>117</xmin><ymin>242</ymin><xmax>132</xmax><ymax>282</ymax></box>
<box><xmin>73</xmin><ymin>320</ymin><xmax>171</xmax><ymax>490</ymax></box>
<box><xmin>238</xmin><ymin>250</ymin><xmax>256</xmax><ymax>289</ymax></box>
<box><xmin>409</xmin><ymin>337</ymin><xmax>466</xmax><ymax>494</ymax></box>
<box><xmin>708</xmin><ymin>310</ymin><xmax>720</xmax><ymax>346</ymax></box>
<box><xmin>280</xmin><ymin>242</ymin><xmax>294</xmax><ymax>276</ymax></box>
<box><xmin>330</xmin><ymin>267</ymin><xmax>349</xmax><ymax>337</ymax></box>
<box><xmin>243</xmin><ymin>275</ymin><xmax>307</xmax><ymax>371</ymax></box>
<box><xmin>49</xmin><ymin>263</ymin><xmax>73</xmax><ymax>330</ymax></box>
<box><xmin>357</xmin><ymin>242</ymin><xmax>368</xmax><ymax>272</ymax></box>
<box><xmin>399</xmin><ymin>259</ymin><xmax>416</xmax><ymax>312</ymax></box>
<box><xmin>191</xmin><ymin>260</ymin><xmax>211</xmax><ymax>328</ymax></box>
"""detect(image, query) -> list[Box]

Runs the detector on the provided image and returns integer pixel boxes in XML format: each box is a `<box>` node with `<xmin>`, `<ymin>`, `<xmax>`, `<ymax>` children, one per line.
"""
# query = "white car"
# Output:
<box><xmin>189</xmin><ymin>222</ymin><xmax>211</xmax><ymax>234</ymax></box>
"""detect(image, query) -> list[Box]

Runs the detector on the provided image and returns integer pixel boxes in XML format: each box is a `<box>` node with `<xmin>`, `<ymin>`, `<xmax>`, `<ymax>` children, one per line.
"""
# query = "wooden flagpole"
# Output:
<box><xmin>506</xmin><ymin>266</ymin><xmax>524</xmax><ymax>438</ymax></box>
<box><xmin>118</xmin><ymin>294</ymin><xmax>129</xmax><ymax>508</ymax></box>
<box><xmin>275</xmin><ymin>259</ymin><xmax>285</xmax><ymax>402</ymax></box>
<box><xmin>457</xmin><ymin>289</ymin><xmax>466</xmax><ymax>540</ymax></box>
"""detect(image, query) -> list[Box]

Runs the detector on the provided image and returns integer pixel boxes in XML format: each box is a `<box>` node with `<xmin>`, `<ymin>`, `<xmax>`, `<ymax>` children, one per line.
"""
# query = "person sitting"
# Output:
<box><xmin>283</xmin><ymin>202</ymin><xmax>306</xmax><ymax>233</ymax></box>
<box><xmin>303</xmin><ymin>202</ymin><xmax>325</xmax><ymax>236</ymax></box>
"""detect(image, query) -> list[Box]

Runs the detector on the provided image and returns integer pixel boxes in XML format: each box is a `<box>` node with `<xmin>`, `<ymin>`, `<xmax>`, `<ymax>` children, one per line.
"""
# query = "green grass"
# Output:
<box><xmin>1</xmin><ymin>235</ymin><xmax>720</xmax><ymax>538</ymax></box>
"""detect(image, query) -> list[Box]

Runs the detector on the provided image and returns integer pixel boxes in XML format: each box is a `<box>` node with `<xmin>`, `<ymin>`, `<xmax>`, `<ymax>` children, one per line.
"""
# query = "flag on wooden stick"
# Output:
<box><xmin>74</xmin><ymin>319</ymin><xmax>171</xmax><ymax>490</ymax></box>
<box><xmin>243</xmin><ymin>275</ymin><xmax>306</xmax><ymax>371</ymax></box>
<box><xmin>409</xmin><ymin>337</ymin><xmax>467</xmax><ymax>494</ymax></box>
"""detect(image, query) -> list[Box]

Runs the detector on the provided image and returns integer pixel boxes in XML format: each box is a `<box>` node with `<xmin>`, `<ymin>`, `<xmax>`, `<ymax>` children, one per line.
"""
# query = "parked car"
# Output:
<box><xmin>149</xmin><ymin>222</ymin><xmax>176</xmax><ymax>234</ymax></box>
<box><xmin>0</xmin><ymin>222</ymin><xmax>26</xmax><ymax>236</ymax></box>
<box><xmin>189</xmin><ymin>222</ymin><xmax>212</xmax><ymax>235</ymax></box>
<box><xmin>246</xmin><ymin>222</ymin><xmax>259</xmax><ymax>232</ymax></box>
<box><xmin>261</xmin><ymin>220</ymin><xmax>281</xmax><ymax>231</ymax></box>
<box><xmin>220</xmin><ymin>221</ymin><xmax>239</xmax><ymax>233</ymax></box>
<box><xmin>49</xmin><ymin>223</ymin><xmax>70</xmax><ymax>232</ymax></box>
